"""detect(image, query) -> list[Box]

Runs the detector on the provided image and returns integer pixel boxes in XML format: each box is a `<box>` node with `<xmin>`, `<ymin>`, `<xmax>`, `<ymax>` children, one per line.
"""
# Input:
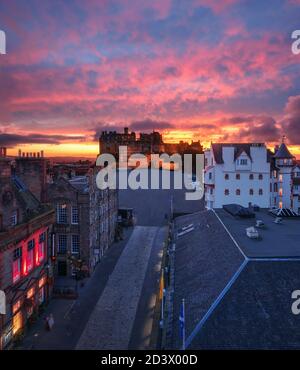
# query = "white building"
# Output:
<box><xmin>204</xmin><ymin>143</ymin><xmax>270</xmax><ymax>209</ymax></box>
<box><xmin>204</xmin><ymin>140</ymin><xmax>300</xmax><ymax>213</ymax></box>
<box><xmin>292</xmin><ymin>165</ymin><xmax>300</xmax><ymax>214</ymax></box>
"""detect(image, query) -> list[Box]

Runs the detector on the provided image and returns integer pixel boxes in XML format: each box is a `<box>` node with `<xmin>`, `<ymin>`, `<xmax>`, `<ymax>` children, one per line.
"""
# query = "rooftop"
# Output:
<box><xmin>172</xmin><ymin>208</ymin><xmax>300</xmax><ymax>349</ymax></box>
<box><xmin>215</xmin><ymin>208</ymin><xmax>300</xmax><ymax>258</ymax></box>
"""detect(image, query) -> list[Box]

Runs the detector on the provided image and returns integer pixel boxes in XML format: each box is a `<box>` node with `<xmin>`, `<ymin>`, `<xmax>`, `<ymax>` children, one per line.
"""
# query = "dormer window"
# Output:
<box><xmin>240</xmin><ymin>159</ymin><xmax>248</xmax><ymax>165</ymax></box>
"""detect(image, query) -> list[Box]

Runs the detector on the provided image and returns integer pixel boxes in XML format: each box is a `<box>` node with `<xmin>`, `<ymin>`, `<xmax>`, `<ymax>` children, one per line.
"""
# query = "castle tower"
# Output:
<box><xmin>274</xmin><ymin>137</ymin><xmax>295</xmax><ymax>209</ymax></box>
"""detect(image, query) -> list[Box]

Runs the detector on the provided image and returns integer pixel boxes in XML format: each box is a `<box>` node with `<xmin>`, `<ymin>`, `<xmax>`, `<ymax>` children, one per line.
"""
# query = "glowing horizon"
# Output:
<box><xmin>1</xmin><ymin>1</ymin><xmax>300</xmax><ymax>157</ymax></box>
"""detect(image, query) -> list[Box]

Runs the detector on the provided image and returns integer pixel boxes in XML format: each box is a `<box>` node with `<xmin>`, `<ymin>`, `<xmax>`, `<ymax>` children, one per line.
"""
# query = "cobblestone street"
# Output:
<box><xmin>76</xmin><ymin>226</ymin><xmax>166</xmax><ymax>350</ymax></box>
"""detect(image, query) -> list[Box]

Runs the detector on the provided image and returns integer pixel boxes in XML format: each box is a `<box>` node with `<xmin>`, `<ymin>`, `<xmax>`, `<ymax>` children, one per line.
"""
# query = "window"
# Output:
<box><xmin>208</xmin><ymin>172</ymin><xmax>212</xmax><ymax>180</ymax></box>
<box><xmin>279</xmin><ymin>174</ymin><xmax>283</xmax><ymax>182</ymax></box>
<box><xmin>71</xmin><ymin>206</ymin><xmax>79</xmax><ymax>224</ymax></box>
<box><xmin>27</xmin><ymin>240</ymin><xmax>35</xmax><ymax>272</ymax></box>
<box><xmin>274</xmin><ymin>183</ymin><xmax>278</xmax><ymax>192</ymax></box>
<box><xmin>71</xmin><ymin>235</ymin><xmax>80</xmax><ymax>254</ymax></box>
<box><xmin>58</xmin><ymin>234</ymin><xmax>67</xmax><ymax>254</ymax></box>
<box><xmin>12</xmin><ymin>300</ymin><xmax>21</xmax><ymax>314</ymax></box>
<box><xmin>57</xmin><ymin>203</ymin><xmax>67</xmax><ymax>224</ymax></box>
<box><xmin>240</xmin><ymin>159</ymin><xmax>248</xmax><ymax>165</ymax></box>
<box><xmin>225</xmin><ymin>174</ymin><xmax>229</xmax><ymax>180</ymax></box>
<box><xmin>210</xmin><ymin>188</ymin><xmax>213</xmax><ymax>195</ymax></box>
<box><xmin>225</xmin><ymin>189</ymin><xmax>229</xmax><ymax>196</ymax></box>
<box><xmin>259</xmin><ymin>189</ymin><xmax>263</xmax><ymax>195</ymax></box>
<box><xmin>27</xmin><ymin>287</ymin><xmax>35</xmax><ymax>299</ymax></box>
<box><xmin>38</xmin><ymin>286</ymin><xmax>45</xmax><ymax>305</ymax></box>
<box><xmin>249</xmin><ymin>174</ymin><xmax>254</xmax><ymax>180</ymax></box>
<box><xmin>39</xmin><ymin>276</ymin><xmax>46</xmax><ymax>289</ymax></box>
<box><xmin>10</xmin><ymin>210</ymin><xmax>18</xmax><ymax>226</ymax></box>
<box><xmin>236</xmin><ymin>189</ymin><xmax>241</xmax><ymax>196</ymax></box>
<box><xmin>249</xmin><ymin>189</ymin><xmax>254</xmax><ymax>195</ymax></box>
<box><xmin>12</xmin><ymin>311</ymin><xmax>22</xmax><ymax>335</ymax></box>
<box><xmin>236</xmin><ymin>174</ymin><xmax>240</xmax><ymax>180</ymax></box>
<box><xmin>12</xmin><ymin>247</ymin><xmax>22</xmax><ymax>283</ymax></box>
<box><xmin>38</xmin><ymin>233</ymin><xmax>45</xmax><ymax>263</ymax></box>
<box><xmin>259</xmin><ymin>174</ymin><xmax>263</xmax><ymax>180</ymax></box>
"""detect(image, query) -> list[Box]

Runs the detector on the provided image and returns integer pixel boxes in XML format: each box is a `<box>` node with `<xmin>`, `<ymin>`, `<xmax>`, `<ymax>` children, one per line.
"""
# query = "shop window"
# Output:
<box><xmin>12</xmin><ymin>247</ymin><xmax>22</xmax><ymax>283</ymax></box>
<box><xmin>27</xmin><ymin>240</ymin><xmax>35</xmax><ymax>272</ymax></box>
<box><xmin>12</xmin><ymin>311</ymin><xmax>23</xmax><ymax>335</ymax></box>
<box><xmin>38</xmin><ymin>233</ymin><xmax>46</xmax><ymax>263</ymax></box>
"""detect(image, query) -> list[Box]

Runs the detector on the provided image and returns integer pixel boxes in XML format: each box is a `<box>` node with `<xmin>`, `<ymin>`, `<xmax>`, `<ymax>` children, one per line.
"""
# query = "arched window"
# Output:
<box><xmin>236</xmin><ymin>189</ymin><xmax>241</xmax><ymax>196</ymax></box>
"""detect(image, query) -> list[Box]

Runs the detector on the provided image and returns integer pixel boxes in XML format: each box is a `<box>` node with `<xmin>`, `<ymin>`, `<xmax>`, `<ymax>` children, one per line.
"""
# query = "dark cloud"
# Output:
<box><xmin>130</xmin><ymin>119</ymin><xmax>174</xmax><ymax>132</ymax></box>
<box><xmin>219</xmin><ymin>115</ymin><xmax>280</xmax><ymax>142</ymax></box>
<box><xmin>0</xmin><ymin>133</ymin><xmax>86</xmax><ymax>147</ymax></box>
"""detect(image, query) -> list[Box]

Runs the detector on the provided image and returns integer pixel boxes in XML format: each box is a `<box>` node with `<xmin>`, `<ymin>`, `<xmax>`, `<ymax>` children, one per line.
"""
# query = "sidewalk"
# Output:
<box><xmin>17</xmin><ymin>228</ymin><xmax>133</xmax><ymax>350</ymax></box>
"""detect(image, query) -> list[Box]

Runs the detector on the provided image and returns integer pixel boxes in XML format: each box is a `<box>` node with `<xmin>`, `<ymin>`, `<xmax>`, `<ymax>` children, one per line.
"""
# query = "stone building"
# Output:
<box><xmin>0</xmin><ymin>148</ymin><xmax>55</xmax><ymax>349</ymax></box>
<box><xmin>47</xmin><ymin>166</ymin><xmax>118</xmax><ymax>280</ymax></box>
<box><xmin>99</xmin><ymin>127</ymin><xmax>203</xmax><ymax>161</ymax></box>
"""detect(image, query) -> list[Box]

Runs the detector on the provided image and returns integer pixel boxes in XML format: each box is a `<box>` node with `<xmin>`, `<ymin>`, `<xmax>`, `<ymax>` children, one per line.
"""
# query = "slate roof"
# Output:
<box><xmin>172</xmin><ymin>209</ymin><xmax>300</xmax><ymax>349</ymax></box>
<box><xmin>215</xmin><ymin>209</ymin><xmax>300</xmax><ymax>258</ymax></box>
<box><xmin>273</xmin><ymin>143</ymin><xmax>295</xmax><ymax>159</ymax></box>
<box><xmin>171</xmin><ymin>210</ymin><xmax>245</xmax><ymax>349</ymax></box>
<box><xmin>12</xmin><ymin>175</ymin><xmax>40</xmax><ymax>211</ymax></box>
<box><xmin>211</xmin><ymin>143</ymin><xmax>261</xmax><ymax>164</ymax></box>
<box><xmin>189</xmin><ymin>261</ymin><xmax>300</xmax><ymax>349</ymax></box>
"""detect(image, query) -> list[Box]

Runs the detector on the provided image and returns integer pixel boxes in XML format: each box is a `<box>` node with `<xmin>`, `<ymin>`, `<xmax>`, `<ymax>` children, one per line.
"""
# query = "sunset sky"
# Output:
<box><xmin>0</xmin><ymin>0</ymin><xmax>300</xmax><ymax>158</ymax></box>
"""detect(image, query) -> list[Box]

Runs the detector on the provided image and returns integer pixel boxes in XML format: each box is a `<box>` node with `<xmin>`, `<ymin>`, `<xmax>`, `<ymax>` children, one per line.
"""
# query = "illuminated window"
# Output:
<box><xmin>38</xmin><ymin>276</ymin><xmax>46</xmax><ymax>289</ymax></box>
<box><xmin>12</xmin><ymin>300</ymin><xmax>21</xmax><ymax>314</ymax></box>
<box><xmin>279</xmin><ymin>201</ymin><xmax>283</xmax><ymax>209</ymax></box>
<box><xmin>12</xmin><ymin>311</ymin><xmax>22</xmax><ymax>335</ymax></box>
<box><xmin>57</xmin><ymin>203</ymin><xmax>67</xmax><ymax>224</ymax></box>
<box><xmin>12</xmin><ymin>247</ymin><xmax>22</xmax><ymax>283</ymax></box>
<box><xmin>27</xmin><ymin>287</ymin><xmax>35</xmax><ymax>299</ymax></box>
<box><xmin>38</xmin><ymin>233</ymin><xmax>46</xmax><ymax>263</ymax></box>
<box><xmin>71</xmin><ymin>206</ymin><xmax>79</xmax><ymax>224</ymax></box>
<box><xmin>279</xmin><ymin>174</ymin><xmax>283</xmax><ymax>182</ymax></box>
<box><xmin>279</xmin><ymin>188</ymin><xmax>283</xmax><ymax>197</ymax></box>
<box><xmin>27</xmin><ymin>240</ymin><xmax>35</xmax><ymax>272</ymax></box>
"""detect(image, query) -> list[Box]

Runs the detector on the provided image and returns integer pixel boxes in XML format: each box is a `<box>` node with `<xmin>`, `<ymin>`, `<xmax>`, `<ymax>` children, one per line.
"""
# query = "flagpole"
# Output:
<box><xmin>182</xmin><ymin>298</ymin><xmax>185</xmax><ymax>350</ymax></box>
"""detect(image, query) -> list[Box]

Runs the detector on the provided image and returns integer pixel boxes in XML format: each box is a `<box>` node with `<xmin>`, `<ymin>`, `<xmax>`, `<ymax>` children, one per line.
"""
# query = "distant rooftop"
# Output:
<box><xmin>68</xmin><ymin>176</ymin><xmax>89</xmax><ymax>193</ymax></box>
<box><xmin>211</xmin><ymin>143</ymin><xmax>265</xmax><ymax>164</ymax></box>
<box><xmin>274</xmin><ymin>142</ymin><xmax>295</xmax><ymax>159</ymax></box>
